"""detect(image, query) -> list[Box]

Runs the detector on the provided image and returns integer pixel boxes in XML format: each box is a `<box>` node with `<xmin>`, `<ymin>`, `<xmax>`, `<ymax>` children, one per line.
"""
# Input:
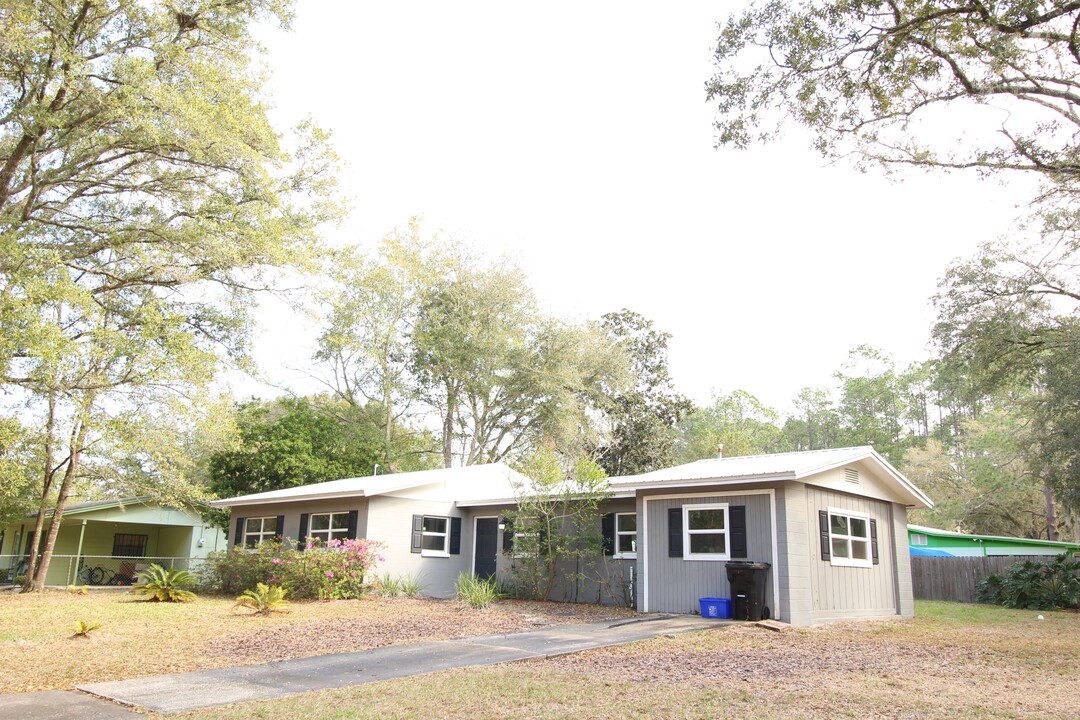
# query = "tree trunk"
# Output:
<box><xmin>442</xmin><ymin>386</ymin><xmax>456</xmax><ymax>469</ymax></box>
<box><xmin>22</xmin><ymin>391</ymin><xmax>58</xmax><ymax>592</ymax></box>
<box><xmin>26</xmin><ymin>409</ymin><xmax>89</xmax><ymax>592</ymax></box>
<box><xmin>1044</xmin><ymin>484</ymin><xmax>1059</xmax><ymax>541</ymax></box>
<box><xmin>382</xmin><ymin>376</ymin><xmax>394</xmax><ymax>472</ymax></box>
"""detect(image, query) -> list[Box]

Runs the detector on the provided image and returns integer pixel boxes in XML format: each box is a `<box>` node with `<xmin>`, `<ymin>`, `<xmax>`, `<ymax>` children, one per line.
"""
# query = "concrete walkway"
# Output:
<box><xmin>3</xmin><ymin>615</ymin><xmax>727</xmax><ymax>717</ymax></box>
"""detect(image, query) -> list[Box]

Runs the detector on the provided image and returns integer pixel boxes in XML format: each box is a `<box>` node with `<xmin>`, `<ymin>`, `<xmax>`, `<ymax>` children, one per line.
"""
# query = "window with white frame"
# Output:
<box><xmin>509</xmin><ymin>516</ymin><xmax>539</xmax><ymax>559</ymax></box>
<box><xmin>309</xmin><ymin>512</ymin><xmax>350</xmax><ymax>543</ymax></box>
<box><xmin>910</xmin><ymin>533</ymin><xmax>927</xmax><ymax>546</ymax></box>
<box><xmin>615</xmin><ymin>513</ymin><xmax>637</xmax><ymax>557</ymax></box>
<box><xmin>683</xmin><ymin>503</ymin><xmax>729</xmax><ymax>560</ymax></box>
<box><xmin>243</xmin><ymin>517</ymin><xmax>278</xmax><ymax>548</ymax></box>
<box><xmin>829</xmin><ymin>508</ymin><xmax>872</xmax><ymax>567</ymax></box>
<box><xmin>421</xmin><ymin>515</ymin><xmax>450</xmax><ymax>556</ymax></box>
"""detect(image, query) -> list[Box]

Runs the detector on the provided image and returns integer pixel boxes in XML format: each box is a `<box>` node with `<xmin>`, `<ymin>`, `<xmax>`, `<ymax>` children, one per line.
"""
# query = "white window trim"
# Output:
<box><xmin>827</xmin><ymin>506</ymin><xmax>873</xmax><ymax>568</ymax></box>
<box><xmin>613</xmin><ymin>512</ymin><xmax>637</xmax><ymax>559</ymax></box>
<box><xmin>243</xmin><ymin>516</ymin><xmax>277</xmax><ymax>548</ymax></box>
<box><xmin>683</xmin><ymin>503</ymin><xmax>730</xmax><ymax>561</ymax></box>
<box><xmin>910</xmin><ymin>533</ymin><xmax>927</xmax><ymax>546</ymax></box>
<box><xmin>308</xmin><ymin>512</ymin><xmax>351</xmax><ymax>544</ymax></box>
<box><xmin>421</xmin><ymin>515</ymin><xmax>450</xmax><ymax>558</ymax></box>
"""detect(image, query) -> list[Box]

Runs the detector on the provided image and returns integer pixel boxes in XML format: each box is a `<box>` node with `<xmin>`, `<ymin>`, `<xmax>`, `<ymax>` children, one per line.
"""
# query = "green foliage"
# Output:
<box><xmin>199</xmin><ymin>538</ymin><xmax>384</xmax><ymax>600</ymax></box>
<box><xmin>677</xmin><ymin>390</ymin><xmax>788</xmax><ymax>463</ymax></box>
<box><xmin>976</xmin><ymin>556</ymin><xmax>1080</xmax><ymax>611</ymax></box>
<box><xmin>317</xmin><ymin>223</ymin><xmax>627</xmax><ymax>469</ymax></box>
<box><xmin>905</xmin><ymin>412</ymin><xmax>1048</xmax><ymax>538</ymax></box>
<box><xmin>70</xmin><ymin>619</ymin><xmax>102</xmax><ymax>638</ymax></box>
<box><xmin>708</xmin><ymin>0</ymin><xmax>1080</xmax><ymax>187</ymax></box>
<box><xmin>2</xmin><ymin>0</ymin><xmax>341</xmax><ymax>592</ymax></box>
<box><xmin>208</xmin><ymin>396</ymin><xmax>385</xmax><ymax>499</ymax></box>
<box><xmin>454</xmin><ymin>573</ymin><xmax>503</xmax><ymax>609</ymax></box>
<box><xmin>507</xmin><ymin>449</ymin><xmax>609</xmax><ymax>601</ymax></box>
<box><xmin>598</xmin><ymin>310</ymin><xmax>691</xmax><ymax>475</ymax></box>
<box><xmin>235</xmin><ymin>583</ymin><xmax>291</xmax><ymax>615</ymax></box>
<box><xmin>133</xmin><ymin>564</ymin><xmax>198</xmax><ymax>603</ymax></box>
<box><xmin>375</xmin><ymin>573</ymin><xmax>424</xmax><ymax>598</ymax></box>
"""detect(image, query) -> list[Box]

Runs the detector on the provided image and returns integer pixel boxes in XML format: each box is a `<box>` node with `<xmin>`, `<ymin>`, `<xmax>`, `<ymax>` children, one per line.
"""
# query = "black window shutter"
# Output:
<box><xmin>233</xmin><ymin>517</ymin><xmax>245</xmax><ymax>547</ymax></box>
<box><xmin>347</xmin><ymin>510</ymin><xmax>359</xmax><ymax>540</ymax></box>
<box><xmin>729</xmin><ymin>505</ymin><xmax>747</xmax><ymax>558</ymax></box>
<box><xmin>870</xmin><ymin>519</ymin><xmax>879</xmax><ymax>565</ymax></box>
<box><xmin>502</xmin><ymin>518</ymin><xmax>514</xmax><ymax>553</ymax></box>
<box><xmin>668</xmin><ymin>507</ymin><xmax>683</xmax><ymax>558</ymax></box>
<box><xmin>601</xmin><ymin>513</ymin><xmax>615</xmax><ymax>556</ymax></box>
<box><xmin>274</xmin><ymin>515</ymin><xmax>285</xmax><ymax>541</ymax></box>
<box><xmin>411</xmin><ymin>514</ymin><xmax>423</xmax><ymax>553</ymax></box>
<box><xmin>818</xmin><ymin>510</ymin><xmax>831</xmax><ymax>561</ymax></box>
<box><xmin>449</xmin><ymin>516</ymin><xmax>462</xmax><ymax>555</ymax></box>
<box><xmin>297</xmin><ymin>514</ymin><xmax>309</xmax><ymax>550</ymax></box>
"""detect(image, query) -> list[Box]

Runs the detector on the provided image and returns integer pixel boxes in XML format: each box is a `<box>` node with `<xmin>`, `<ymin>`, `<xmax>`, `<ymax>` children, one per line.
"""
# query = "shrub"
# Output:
<box><xmin>454</xmin><ymin>572</ymin><xmax>503</xmax><ymax>609</ymax></box>
<box><xmin>71</xmin><ymin>619</ymin><xmax>101</xmax><ymax>638</ymax></box>
<box><xmin>235</xmin><ymin>583</ymin><xmax>290</xmax><ymax>615</ymax></box>
<box><xmin>976</xmin><ymin>555</ymin><xmax>1080</xmax><ymax>610</ymax></box>
<box><xmin>199</xmin><ymin>538</ymin><xmax>384</xmax><ymax>600</ymax></box>
<box><xmin>133</xmin><ymin>564</ymin><xmax>198</xmax><ymax>603</ymax></box>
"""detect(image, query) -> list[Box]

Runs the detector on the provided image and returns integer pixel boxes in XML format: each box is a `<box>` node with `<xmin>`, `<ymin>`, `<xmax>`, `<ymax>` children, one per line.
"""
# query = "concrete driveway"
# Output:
<box><xmin>3</xmin><ymin>614</ymin><xmax>730</xmax><ymax>717</ymax></box>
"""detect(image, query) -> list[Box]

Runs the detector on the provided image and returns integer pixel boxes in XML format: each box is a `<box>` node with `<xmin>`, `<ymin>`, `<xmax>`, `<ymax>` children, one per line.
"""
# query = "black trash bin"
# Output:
<box><xmin>725</xmin><ymin>560</ymin><xmax>771</xmax><ymax>621</ymax></box>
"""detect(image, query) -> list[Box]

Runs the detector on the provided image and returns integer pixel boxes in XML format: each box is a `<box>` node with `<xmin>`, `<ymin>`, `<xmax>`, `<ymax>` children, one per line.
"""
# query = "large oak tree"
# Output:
<box><xmin>0</xmin><ymin>0</ymin><xmax>339</xmax><ymax>591</ymax></box>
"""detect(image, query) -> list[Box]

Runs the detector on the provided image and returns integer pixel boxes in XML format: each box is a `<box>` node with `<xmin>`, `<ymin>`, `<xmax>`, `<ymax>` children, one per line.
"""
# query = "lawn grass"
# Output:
<box><xmin>0</xmin><ymin>587</ymin><xmax>627</xmax><ymax>693</ymax></box>
<box><xmin>167</xmin><ymin>601</ymin><xmax>1080</xmax><ymax>720</ymax></box>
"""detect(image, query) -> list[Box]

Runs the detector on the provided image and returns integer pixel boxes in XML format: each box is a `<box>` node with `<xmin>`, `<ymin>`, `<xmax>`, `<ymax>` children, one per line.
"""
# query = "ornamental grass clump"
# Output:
<box><xmin>454</xmin><ymin>572</ymin><xmax>503</xmax><ymax>609</ymax></box>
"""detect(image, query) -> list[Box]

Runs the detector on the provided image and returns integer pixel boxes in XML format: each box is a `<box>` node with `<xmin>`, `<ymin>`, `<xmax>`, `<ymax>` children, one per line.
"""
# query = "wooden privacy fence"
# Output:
<box><xmin>911</xmin><ymin>555</ymin><xmax>1052</xmax><ymax>603</ymax></box>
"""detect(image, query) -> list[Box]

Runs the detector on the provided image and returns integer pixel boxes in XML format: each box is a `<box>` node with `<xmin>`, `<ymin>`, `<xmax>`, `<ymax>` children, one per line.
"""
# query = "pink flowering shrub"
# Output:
<box><xmin>198</xmin><ymin>538</ymin><xmax>385</xmax><ymax>600</ymax></box>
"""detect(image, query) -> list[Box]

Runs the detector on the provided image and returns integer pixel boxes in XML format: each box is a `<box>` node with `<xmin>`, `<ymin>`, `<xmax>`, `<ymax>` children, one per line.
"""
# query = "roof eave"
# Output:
<box><xmin>211</xmin><ymin>489</ymin><xmax>369</xmax><ymax>508</ymax></box>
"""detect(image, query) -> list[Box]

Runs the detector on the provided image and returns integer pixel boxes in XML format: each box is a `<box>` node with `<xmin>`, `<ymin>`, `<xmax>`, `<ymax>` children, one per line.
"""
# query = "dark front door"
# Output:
<box><xmin>474</xmin><ymin>518</ymin><xmax>499</xmax><ymax>580</ymax></box>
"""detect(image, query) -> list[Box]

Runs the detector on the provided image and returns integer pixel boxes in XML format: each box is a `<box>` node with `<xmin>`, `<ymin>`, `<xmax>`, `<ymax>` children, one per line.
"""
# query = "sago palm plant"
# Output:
<box><xmin>235</xmin><ymin>583</ymin><xmax>290</xmax><ymax>615</ymax></box>
<box><xmin>133</xmin><ymin>564</ymin><xmax>198</xmax><ymax>603</ymax></box>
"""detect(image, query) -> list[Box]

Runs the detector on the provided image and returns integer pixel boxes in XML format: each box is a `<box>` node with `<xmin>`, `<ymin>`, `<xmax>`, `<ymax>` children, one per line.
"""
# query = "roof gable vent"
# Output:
<box><xmin>844</xmin><ymin>467</ymin><xmax>860</xmax><ymax>484</ymax></box>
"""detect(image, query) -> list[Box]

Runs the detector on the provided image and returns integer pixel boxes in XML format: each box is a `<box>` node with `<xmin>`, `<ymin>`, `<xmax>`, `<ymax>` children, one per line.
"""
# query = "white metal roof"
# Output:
<box><xmin>610</xmin><ymin>446</ymin><xmax>933</xmax><ymax>508</ymax></box>
<box><xmin>210</xmin><ymin>462</ymin><xmax>530</xmax><ymax>508</ymax></box>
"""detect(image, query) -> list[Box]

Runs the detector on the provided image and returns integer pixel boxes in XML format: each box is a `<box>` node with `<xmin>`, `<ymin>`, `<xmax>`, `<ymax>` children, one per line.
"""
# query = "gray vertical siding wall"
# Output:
<box><xmin>643</xmin><ymin>491</ymin><xmax>775</xmax><ymax>616</ymax></box>
<box><xmin>797</xmin><ymin>485</ymin><xmax>900</xmax><ymax>625</ymax></box>
<box><xmin>490</xmin><ymin>499</ymin><xmax>638</xmax><ymax>607</ymax></box>
<box><xmin>366</xmin><ymin>495</ymin><xmax>471</xmax><ymax>598</ymax></box>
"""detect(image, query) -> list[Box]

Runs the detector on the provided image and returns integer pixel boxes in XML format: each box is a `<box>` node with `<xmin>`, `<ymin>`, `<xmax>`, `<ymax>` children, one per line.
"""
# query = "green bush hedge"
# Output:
<box><xmin>198</xmin><ymin>538</ymin><xmax>384</xmax><ymax>600</ymax></box>
<box><xmin>976</xmin><ymin>555</ymin><xmax>1080</xmax><ymax>610</ymax></box>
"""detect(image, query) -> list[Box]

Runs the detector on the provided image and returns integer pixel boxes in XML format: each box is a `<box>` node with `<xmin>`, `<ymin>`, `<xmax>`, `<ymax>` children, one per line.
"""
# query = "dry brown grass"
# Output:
<box><xmin>0</xmin><ymin>588</ymin><xmax>631</xmax><ymax>693</ymax></box>
<box><xmin>171</xmin><ymin>602</ymin><xmax>1080</xmax><ymax>720</ymax></box>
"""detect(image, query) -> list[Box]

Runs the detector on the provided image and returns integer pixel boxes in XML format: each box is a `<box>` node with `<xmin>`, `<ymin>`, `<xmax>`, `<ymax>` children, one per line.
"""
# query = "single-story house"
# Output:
<box><xmin>213</xmin><ymin>446</ymin><xmax>932</xmax><ymax>627</ymax></box>
<box><xmin>1</xmin><ymin>497</ymin><xmax>226</xmax><ymax>586</ymax></box>
<box><xmin>908</xmin><ymin>524</ymin><xmax>1080</xmax><ymax>557</ymax></box>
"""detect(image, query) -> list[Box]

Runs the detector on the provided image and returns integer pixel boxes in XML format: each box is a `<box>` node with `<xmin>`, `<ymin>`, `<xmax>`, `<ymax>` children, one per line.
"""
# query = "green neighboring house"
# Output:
<box><xmin>908</xmin><ymin>524</ymin><xmax>1080</xmax><ymax>557</ymax></box>
<box><xmin>1</xmin><ymin>497</ymin><xmax>226</xmax><ymax>586</ymax></box>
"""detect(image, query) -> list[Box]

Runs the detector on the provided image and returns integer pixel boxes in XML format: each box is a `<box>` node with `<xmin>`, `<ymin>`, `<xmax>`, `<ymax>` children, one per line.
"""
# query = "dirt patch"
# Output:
<box><xmin>205</xmin><ymin>597</ymin><xmax>634</xmax><ymax>663</ymax></box>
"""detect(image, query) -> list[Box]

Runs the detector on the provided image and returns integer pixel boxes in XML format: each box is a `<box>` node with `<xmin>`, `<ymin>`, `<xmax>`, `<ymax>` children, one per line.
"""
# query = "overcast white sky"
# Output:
<box><xmin>242</xmin><ymin>1</ymin><xmax>1037</xmax><ymax>415</ymax></box>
